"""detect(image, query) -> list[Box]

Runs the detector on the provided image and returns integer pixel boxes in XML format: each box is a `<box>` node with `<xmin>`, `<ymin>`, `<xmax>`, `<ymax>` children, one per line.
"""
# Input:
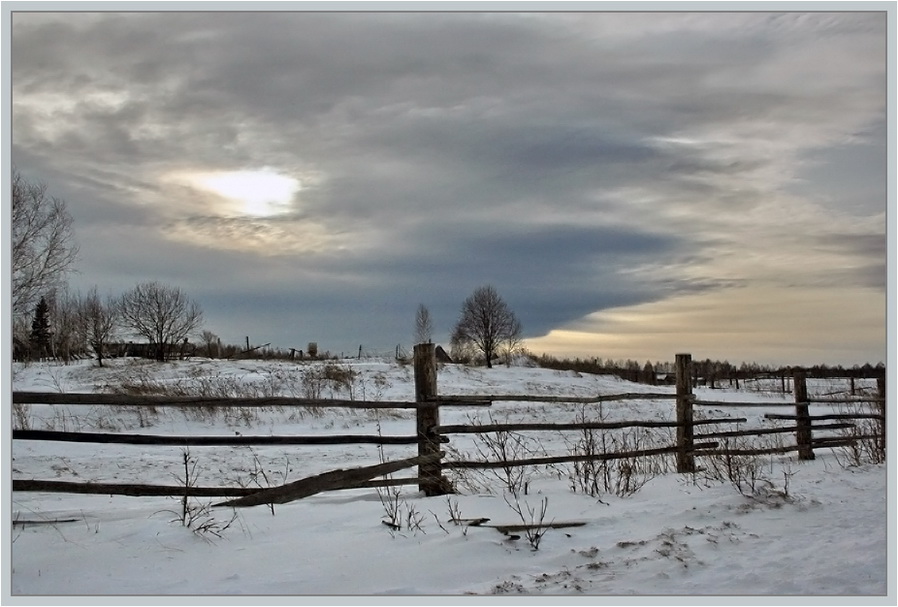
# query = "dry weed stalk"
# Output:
<box><xmin>157</xmin><ymin>448</ymin><xmax>237</xmax><ymax>542</ymax></box>
<box><xmin>469</xmin><ymin>412</ymin><xmax>544</xmax><ymax>497</ymax></box>
<box><xmin>566</xmin><ymin>404</ymin><xmax>669</xmax><ymax>498</ymax></box>
<box><xmin>693</xmin><ymin>432</ymin><xmax>797</xmax><ymax>506</ymax></box>
<box><xmin>503</xmin><ymin>493</ymin><xmax>551</xmax><ymax>551</ymax></box>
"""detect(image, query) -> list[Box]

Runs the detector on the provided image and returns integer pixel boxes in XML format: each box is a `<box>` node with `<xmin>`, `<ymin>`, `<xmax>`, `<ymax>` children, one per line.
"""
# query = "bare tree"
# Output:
<box><xmin>200</xmin><ymin>330</ymin><xmax>220</xmax><ymax>358</ymax></box>
<box><xmin>12</xmin><ymin>168</ymin><xmax>79</xmax><ymax>320</ymax></box>
<box><xmin>414</xmin><ymin>304</ymin><xmax>433</xmax><ymax>344</ymax></box>
<box><xmin>499</xmin><ymin>326</ymin><xmax>525</xmax><ymax>367</ymax></box>
<box><xmin>448</xmin><ymin>338</ymin><xmax>478</xmax><ymax>365</ymax></box>
<box><xmin>48</xmin><ymin>288</ymin><xmax>85</xmax><ymax>364</ymax></box>
<box><xmin>79</xmin><ymin>286</ymin><xmax>118</xmax><ymax>367</ymax></box>
<box><xmin>450</xmin><ymin>285</ymin><xmax>522</xmax><ymax>369</ymax></box>
<box><xmin>118</xmin><ymin>281</ymin><xmax>203</xmax><ymax>362</ymax></box>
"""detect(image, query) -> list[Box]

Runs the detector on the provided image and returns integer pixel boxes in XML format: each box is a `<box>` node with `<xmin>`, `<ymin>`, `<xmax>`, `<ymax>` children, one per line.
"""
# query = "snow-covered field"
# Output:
<box><xmin>7</xmin><ymin>356</ymin><xmax>892</xmax><ymax>603</ymax></box>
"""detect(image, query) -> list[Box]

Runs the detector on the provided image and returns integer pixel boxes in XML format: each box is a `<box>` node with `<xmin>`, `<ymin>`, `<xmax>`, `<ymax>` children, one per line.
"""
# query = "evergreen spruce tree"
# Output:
<box><xmin>30</xmin><ymin>296</ymin><xmax>52</xmax><ymax>360</ymax></box>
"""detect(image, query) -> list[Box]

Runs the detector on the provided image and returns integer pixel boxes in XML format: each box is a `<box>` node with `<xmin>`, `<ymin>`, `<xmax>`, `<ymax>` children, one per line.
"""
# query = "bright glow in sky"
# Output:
<box><xmin>190</xmin><ymin>170</ymin><xmax>300</xmax><ymax>217</ymax></box>
<box><xmin>527</xmin><ymin>284</ymin><xmax>886</xmax><ymax>367</ymax></box>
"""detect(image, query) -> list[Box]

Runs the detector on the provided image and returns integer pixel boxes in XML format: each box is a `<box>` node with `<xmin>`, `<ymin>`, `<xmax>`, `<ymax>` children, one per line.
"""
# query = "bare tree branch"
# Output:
<box><xmin>12</xmin><ymin>169</ymin><xmax>79</xmax><ymax>320</ymax></box>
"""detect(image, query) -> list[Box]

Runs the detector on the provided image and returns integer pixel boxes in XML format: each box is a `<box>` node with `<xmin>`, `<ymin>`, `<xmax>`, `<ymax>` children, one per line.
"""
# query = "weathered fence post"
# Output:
<box><xmin>675</xmin><ymin>353</ymin><xmax>695</xmax><ymax>473</ymax></box>
<box><xmin>414</xmin><ymin>343</ymin><xmax>448</xmax><ymax>496</ymax></box>
<box><xmin>793</xmin><ymin>371</ymin><xmax>815</xmax><ymax>460</ymax></box>
<box><xmin>877</xmin><ymin>372</ymin><xmax>886</xmax><ymax>450</ymax></box>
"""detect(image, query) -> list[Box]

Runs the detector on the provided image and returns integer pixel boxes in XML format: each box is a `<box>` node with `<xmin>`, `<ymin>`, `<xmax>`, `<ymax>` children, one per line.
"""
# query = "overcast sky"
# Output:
<box><xmin>8</xmin><ymin>7</ymin><xmax>890</xmax><ymax>367</ymax></box>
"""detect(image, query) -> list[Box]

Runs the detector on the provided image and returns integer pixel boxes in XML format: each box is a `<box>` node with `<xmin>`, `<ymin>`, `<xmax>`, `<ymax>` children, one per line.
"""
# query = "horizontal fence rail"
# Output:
<box><xmin>12</xmin><ymin>391</ymin><xmax>492</xmax><ymax>409</ymax></box>
<box><xmin>764</xmin><ymin>413</ymin><xmax>885</xmax><ymax>422</ymax></box>
<box><xmin>450</xmin><ymin>392</ymin><xmax>676</xmax><ymax>403</ymax></box>
<box><xmin>805</xmin><ymin>397</ymin><xmax>886</xmax><ymax>404</ymax></box>
<box><xmin>445</xmin><ymin>443</ymin><xmax>721</xmax><ymax>470</ymax></box>
<box><xmin>694</xmin><ymin>422</ymin><xmax>856</xmax><ymax>440</ymax></box>
<box><xmin>691</xmin><ymin>444</ymin><xmax>854</xmax><ymax>457</ymax></box>
<box><xmin>12</xmin><ymin>429</ymin><xmax>446</xmax><ymax>446</ymax></box>
<box><xmin>436</xmin><ymin>417</ymin><xmax>746</xmax><ymax>435</ymax></box>
<box><xmin>692</xmin><ymin>399</ymin><xmax>797</xmax><ymax>408</ymax></box>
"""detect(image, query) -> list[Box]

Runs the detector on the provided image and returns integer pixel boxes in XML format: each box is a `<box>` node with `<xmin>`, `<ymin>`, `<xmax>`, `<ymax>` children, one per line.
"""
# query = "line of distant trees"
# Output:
<box><xmin>15</xmin><ymin>281</ymin><xmax>204</xmax><ymax>365</ymax></box>
<box><xmin>530</xmin><ymin>353</ymin><xmax>886</xmax><ymax>386</ymax></box>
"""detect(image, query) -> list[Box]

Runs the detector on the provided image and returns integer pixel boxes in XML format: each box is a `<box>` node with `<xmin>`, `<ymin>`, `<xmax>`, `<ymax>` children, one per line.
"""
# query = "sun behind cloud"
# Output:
<box><xmin>188</xmin><ymin>169</ymin><xmax>300</xmax><ymax>217</ymax></box>
<box><xmin>159</xmin><ymin>167</ymin><xmax>346</xmax><ymax>255</ymax></box>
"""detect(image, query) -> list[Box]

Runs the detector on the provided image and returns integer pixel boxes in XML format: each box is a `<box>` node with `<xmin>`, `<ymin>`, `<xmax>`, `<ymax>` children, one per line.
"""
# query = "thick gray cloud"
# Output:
<box><xmin>8</xmin><ymin>9</ymin><xmax>888</xmax><ymax>365</ymax></box>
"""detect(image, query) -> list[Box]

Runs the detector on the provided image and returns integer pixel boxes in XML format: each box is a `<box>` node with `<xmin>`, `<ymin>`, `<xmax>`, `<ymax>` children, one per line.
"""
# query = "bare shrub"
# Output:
<box><xmin>377</xmin><ymin>484</ymin><xmax>404</xmax><ymax>535</ymax></box>
<box><xmin>299</xmin><ymin>366</ymin><xmax>323</xmax><ymax>399</ymax></box>
<box><xmin>831</xmin><ymin>402</ymin><xmax>885</xmax><ymax>466</ymax></box>
<box><xmin>297</xmin><ymin>362</ymin><xmax>356</xmax><ymax>400</ymax></box>
<box><xmin>468</xmin><ymin>412</ymin><xmax>545</xmax><ymax>496</ymax></box>
<box><xmin>13</xmin><ymin>403</ymin><xmax>32</xmax><ymax>430</ymax></box>
<box><xmin>503</xmin><ymin>494</ymin><xmax>551</xmax><ymax>551</ymax></box>
<box><xmin>694</xmin><ymin>433</ymin><xmax>797</xmax><ymax>506</ymax></box>
<box><xmin>35</xmin><ymin>363</ymin><xmax>71</xmax><ymax>393</ymax></box>
<box><xmin>371</xmin><ymin>415</ymin><xmax>426</xmax><ymax>537</ymax></box>
<box><xmin>322</xmin><ymin>362</ymin><xmax>358</xmax><ymax>398</ymax></box>
<box><xmin>158</xmin><ymin>449</ymin><xmax>237</xmax><ymax>542</ymax></box>
<box><xmin>373</xmin><ymin>414</ymin><xmax>402</xmax><ymax>534</ymax></box>
<box><xmin>375</xmin><ymin>485</ymin><xmax>426</xmax><ymax>537</ymax></box>
<box><xmin>359</xmin><ymin>371</ymin><xmax>393</xmax><ymax>402</ymax></box>
<box><xmin>703</xmin><ymin>438</ymin><xmax>770</xmax><ymax>497</ymax></box>
<box><xmin>403</xmin><ymin>500</ymin><xmax>426</xmax><ymax>535</ymax></box>
<box><xmin>442</xmin><ymin>442</ymin><xmax>490</xmax><ymax>495</ymax></box>
<box><xmin>566</xmin><ymin>405</ymin><xmax>670</xmax><ymax>498</ymax></box>
<box><xmin>445</xmin><ymin>496</ymin><xmax>464</xmax><ymax>524</ymax></box>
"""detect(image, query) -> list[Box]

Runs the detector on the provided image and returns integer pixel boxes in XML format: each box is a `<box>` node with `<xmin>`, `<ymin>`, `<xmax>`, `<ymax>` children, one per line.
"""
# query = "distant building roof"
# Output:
<box><xmin>435</xmin><ymin>345</ymin><xmax>453</xmax><ymax>363</ymax></box>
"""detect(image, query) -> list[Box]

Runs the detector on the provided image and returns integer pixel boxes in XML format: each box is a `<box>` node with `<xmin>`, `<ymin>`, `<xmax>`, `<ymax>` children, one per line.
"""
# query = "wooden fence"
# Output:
<box><xmin>12</xmin><ymin>347</ymin><xmax>886</xmax><ymax>505</ymax></box>
<box><xmin>430</xmin><ymin>352</ymin><xmax>884</xmax><ymax>488</ymax></box>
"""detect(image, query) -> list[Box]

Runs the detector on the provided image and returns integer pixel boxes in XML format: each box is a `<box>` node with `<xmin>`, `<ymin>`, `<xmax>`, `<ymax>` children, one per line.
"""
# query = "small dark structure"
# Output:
<box><xmin>435</xmin><ymin>345</ymin><xmax>453</xmax><ymax>363</ymax></box>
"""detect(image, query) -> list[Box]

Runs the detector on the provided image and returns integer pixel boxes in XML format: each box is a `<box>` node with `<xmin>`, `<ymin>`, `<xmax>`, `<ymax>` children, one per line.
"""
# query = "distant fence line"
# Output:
<box><xmin>12</xmin><ymin>348</ymin><xmax>886</xmax><ymax>502</ymax></box>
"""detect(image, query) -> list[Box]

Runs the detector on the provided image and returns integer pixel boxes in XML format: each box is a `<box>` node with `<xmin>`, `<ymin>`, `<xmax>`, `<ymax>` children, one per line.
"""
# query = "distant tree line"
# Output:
<box><xmin>531</xmin><ymin>354</ymin><xmax>886</xmax><ymax>385</ymax></box>
<box><xmin>15</xmin><ymin>281</ymin><xmax>204</xmax><ymax>365</ymax></box>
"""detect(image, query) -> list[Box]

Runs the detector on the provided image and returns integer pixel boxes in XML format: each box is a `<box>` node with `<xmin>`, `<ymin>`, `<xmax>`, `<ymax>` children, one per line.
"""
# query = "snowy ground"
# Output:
<box><xmin>6</xmin><ymin>356</ymin><xmax>893</xmax><ymax>604</ymax></box>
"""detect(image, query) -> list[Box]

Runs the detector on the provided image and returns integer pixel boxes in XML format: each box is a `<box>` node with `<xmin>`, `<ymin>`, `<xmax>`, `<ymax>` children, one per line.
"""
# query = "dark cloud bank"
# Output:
<box><xmin>9</xmin><ymin>10</ymin><xmax>888</xmax><ymax>363</ymax></box>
